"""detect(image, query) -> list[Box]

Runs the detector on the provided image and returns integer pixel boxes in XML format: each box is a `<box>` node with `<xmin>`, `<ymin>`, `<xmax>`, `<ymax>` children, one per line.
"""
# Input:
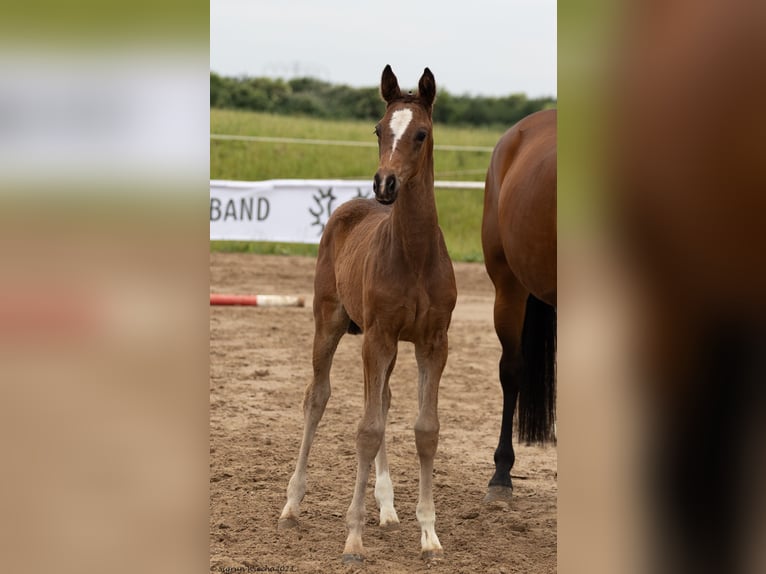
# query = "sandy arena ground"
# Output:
<box><xmin>210</xmin><ymin>252</ymin><xmax>556</xmax><ymax>573</ymax></box>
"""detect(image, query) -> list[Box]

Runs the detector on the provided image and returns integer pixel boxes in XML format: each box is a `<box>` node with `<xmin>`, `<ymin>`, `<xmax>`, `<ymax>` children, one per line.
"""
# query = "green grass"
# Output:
<box><xmin>210</xmin><ymin>240</ymin><xmax>318</xmax><ymax>257</ymax></box>
<box><xmin>210</xmin><ymin>109</ymin><xmax>503</xmax><ymax>261</ymax></box>
<box><xmin>434</xmin><ymin>188</ymin><xmax>486</xmax><ymax>262</ymax></box>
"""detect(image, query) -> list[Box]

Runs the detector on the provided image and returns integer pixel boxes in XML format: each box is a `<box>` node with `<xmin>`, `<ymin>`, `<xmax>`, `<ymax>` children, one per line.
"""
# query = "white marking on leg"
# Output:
<box><xmin>416</xmin><ymin>445</ymin><xmax>443</xmax><ymax>554</ymax></box>
<box><xmin>389</xmin><ymin>107</ymin><xmax>413</xmax><ymax>160</ymax></box>
<box><xmin>375</xmin><ymin>464</ymin><xmax>399</xmax><ymax>527</ymax></box>
<box><xmin>417</xmin><ymin>502</ymin><xmax>443</xmax><ymax>552</ymax></box>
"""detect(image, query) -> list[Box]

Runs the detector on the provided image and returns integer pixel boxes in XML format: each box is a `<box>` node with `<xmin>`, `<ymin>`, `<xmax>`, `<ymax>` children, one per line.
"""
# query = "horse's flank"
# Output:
<box><xmin>484</xmin><ymin>109</ymin><xmax>556</xmax><ymax>306</ymax></box>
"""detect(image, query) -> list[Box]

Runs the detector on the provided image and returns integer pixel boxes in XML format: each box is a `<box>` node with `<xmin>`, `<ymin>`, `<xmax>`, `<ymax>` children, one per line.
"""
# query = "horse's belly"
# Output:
<box><xmin>334</xmin><ymin>263</ymin><xmax>366</xmax><ymax>326</ymax></box>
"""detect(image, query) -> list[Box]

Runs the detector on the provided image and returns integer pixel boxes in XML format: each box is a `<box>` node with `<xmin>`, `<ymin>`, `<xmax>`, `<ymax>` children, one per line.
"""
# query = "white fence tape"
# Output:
<box><xmin>210</xmin><ymin>179</ymin><xmax>483</xmax><ymax>243</ymax></box>
<box><xmin>211</xmin><ymin>133</ymin><xmax>494</xmax><ymax>153</ymax></box>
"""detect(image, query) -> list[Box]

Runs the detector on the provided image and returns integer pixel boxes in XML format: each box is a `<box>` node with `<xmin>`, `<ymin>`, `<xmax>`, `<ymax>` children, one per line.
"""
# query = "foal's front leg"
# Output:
<box><xmin>342</xmin><ymin>331</ymin><xmax>396</xmax><ymax>564</ymax></box>
<box><xmin>414</xmin><ymin>330</ymin><xmax>449</xmax><ymax>562</ymax></box>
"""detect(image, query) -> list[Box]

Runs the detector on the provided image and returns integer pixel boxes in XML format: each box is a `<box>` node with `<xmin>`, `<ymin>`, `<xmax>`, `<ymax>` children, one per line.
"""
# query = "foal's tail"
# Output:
<box><xmin>518</xmin><ymin>295</ymin><xmax>557</xmax><ymax>445</ymax></box>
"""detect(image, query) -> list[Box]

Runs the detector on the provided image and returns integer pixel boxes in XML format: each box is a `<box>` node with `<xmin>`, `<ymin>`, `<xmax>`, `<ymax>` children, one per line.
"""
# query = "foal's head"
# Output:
<box><xmin>372</xmin><ymin>65</ymin><xmax>436</xmax><ymax>205</ymax></box>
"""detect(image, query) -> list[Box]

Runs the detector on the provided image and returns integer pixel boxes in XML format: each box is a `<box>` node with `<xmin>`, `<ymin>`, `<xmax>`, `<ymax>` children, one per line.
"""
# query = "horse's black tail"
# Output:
<box><xmin>517</xmin><ymin>294</ymin><xmax>557</xmax><ymax>445</ymax></box>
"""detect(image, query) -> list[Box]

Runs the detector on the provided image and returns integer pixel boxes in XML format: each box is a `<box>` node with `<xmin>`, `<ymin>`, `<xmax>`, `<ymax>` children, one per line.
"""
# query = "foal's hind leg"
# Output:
<box><xmin>343</xmin><ymin>329</ymin><xmax>397</xmax><ymax>562</ymax></box>
<box><xmin>413</xmin><ymin>329</ymin><xmax>449</xmax><ymax>562</ymax></box>
<box><xmin>374</xmin><ymin>353</ymin><xmax>400</xmax><ymax>530</ymax></box>
<box><xmin>279</xmin><ymin>298</ymin><xmax>347</xmax><ymax>529</ymax></box>
<box><xmin>485</xmin><ymin>273</ymin><xmax>528</xmax><ymax>504</ymax></box>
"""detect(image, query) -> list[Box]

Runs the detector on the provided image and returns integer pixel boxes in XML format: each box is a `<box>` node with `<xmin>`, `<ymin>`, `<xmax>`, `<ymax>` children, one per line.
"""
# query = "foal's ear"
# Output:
<box><xmin>418</xmin><ymin>67</ymin><xmax>436</xmax><ymax>110</ymax></box>
<box><xmin>380</xmin><ymin>65</ymin><xmax>402</xmax><ymax>103</ymax></box>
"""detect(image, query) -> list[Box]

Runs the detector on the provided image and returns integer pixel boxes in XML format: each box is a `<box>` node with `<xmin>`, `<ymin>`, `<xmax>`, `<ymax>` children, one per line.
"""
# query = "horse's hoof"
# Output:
<box><xmin>421</xmin><ymin>549</ymin><xmax>444</xmax><ymax>565</ymax></box>
<box><xmin>341</xmin><ymin>553</ymin><xmax>365</xmax><ymax>565</ymax></box>
<box><xmin>277</xmin><ymin>516</ymin><xmax>299</xmax><ymax>530</ymax></box>
<box><xmin>379</xmin><ymin>520</ymin><xmax>401</xmax><ymax>531</ymax></box>
<box><xmin>483</xmin><ymin>485</ymin><xmax>513</xmax><ymax>506</ymax></box>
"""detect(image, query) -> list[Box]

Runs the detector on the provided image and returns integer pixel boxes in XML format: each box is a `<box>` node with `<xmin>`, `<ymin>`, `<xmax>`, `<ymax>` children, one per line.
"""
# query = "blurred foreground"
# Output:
<box><xmin>0</xmin><ymin>8</ymin><xmax>210</xmax><ymax>573</ymax></box>
<box><xmin>560</xmin><ymin>1</ymin><xmax>766</xmax><ymax>573</ymax></box>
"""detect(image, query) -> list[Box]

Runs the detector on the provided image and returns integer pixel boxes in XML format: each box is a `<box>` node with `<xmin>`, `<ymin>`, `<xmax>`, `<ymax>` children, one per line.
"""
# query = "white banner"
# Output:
<box><xmin>210</xmin><ymin>179</ymin><xmax>374</xmax><ymax>244</ymax></box>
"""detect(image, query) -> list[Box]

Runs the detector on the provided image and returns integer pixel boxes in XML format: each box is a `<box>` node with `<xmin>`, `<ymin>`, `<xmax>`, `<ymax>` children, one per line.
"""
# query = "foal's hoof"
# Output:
<box><xmin>483</xmin><ymin>485</ymin><xmax>513</xmax><ymax>506</ymax></box>
<box><xmin>277</xmin><ymin>516</ymin><xmax>299</xmax><ymax>530</ymax></box>
<box><xmin>421</xmin><ymin>549</ymin><xmax>444</xmax><ymax>565</ymax></box>
<box><xmin>341</xmin><ymin>553</ymin><xmax>365</xmax><ymax>566</ymax></box>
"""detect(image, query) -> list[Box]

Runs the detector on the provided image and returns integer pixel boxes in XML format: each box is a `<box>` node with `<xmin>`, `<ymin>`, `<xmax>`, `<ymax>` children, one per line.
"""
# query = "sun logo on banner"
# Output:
<box><xmin>354</xmin><ymin>187</ymin><xmax>372</xmax><ymax>200</ymax></box>
<box><xmin>309</xmin><ymin>187</ymin><xmax>336</xmax><ymax>235</ymax></box>
<box><xmin>310</xmin><ymin>187</ymin><xmax>372</xmax><ymax>236</ymax></box>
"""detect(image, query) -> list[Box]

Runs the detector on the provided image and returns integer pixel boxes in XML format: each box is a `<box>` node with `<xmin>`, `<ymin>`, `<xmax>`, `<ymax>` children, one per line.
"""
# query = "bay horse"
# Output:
<box><xmin>481</xmin><ymin>109</ymin><xmax>557</xmax><ymax>503</ymax></box>
<box><xmin>278</xmin><ymin>65</ymin><xmax>456</xmax><ymax>565</ymax></box>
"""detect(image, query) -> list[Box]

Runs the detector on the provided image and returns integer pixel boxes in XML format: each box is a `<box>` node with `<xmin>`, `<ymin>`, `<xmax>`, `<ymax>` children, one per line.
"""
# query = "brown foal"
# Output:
<box><xmin>278</xmin><ymin>65</ymin><xmax>456</xmax><ymax>565</ymax></box>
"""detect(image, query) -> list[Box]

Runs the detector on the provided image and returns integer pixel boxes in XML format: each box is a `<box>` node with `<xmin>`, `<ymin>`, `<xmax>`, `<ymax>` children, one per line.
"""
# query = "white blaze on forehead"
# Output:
<box><xmin>389</xmin><ymin>107</ymin><xmax>413</xmax><ymax>158</ymax></box>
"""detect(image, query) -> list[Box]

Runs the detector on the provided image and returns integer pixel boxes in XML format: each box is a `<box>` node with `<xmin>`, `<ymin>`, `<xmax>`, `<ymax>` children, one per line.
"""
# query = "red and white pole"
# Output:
<box><xmin>210</xmin><ymin>294</ymin><xmax>305</xmax><ymax>307</ymax></box>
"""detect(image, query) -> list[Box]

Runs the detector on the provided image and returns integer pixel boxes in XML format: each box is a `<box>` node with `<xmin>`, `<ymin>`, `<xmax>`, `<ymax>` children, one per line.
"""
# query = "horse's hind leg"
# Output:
<box><xmin>413</xmin><ymin>329</ymin><xmax>449</xmax><ymax>562</ymax></box>
<box><xmin>279</xmin><ymin>297</ymin><xmax>347</xmax><ymax>529</ymax></box>
<box><xmin>485</xmin><ymin>272</ymin><xmax>528</xmax><ymax>504</ymax></box>
<box><xmin>374</xmin><ymin>353</ymin><xmax>400</xmax><ymax>530</ymax></box>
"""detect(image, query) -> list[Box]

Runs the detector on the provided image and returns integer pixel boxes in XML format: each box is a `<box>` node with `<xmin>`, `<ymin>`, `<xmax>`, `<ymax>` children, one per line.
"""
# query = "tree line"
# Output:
<box><xmin>210</xmin><ymin>72</ymin><xmax>556</xmax><ymax>128</ymax></box>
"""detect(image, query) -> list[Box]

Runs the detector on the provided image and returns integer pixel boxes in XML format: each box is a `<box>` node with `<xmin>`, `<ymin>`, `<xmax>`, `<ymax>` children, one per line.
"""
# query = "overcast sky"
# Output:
<box><xmin>211</xmin><ymin>0</ymin><xmax>556</xmax><ymax>98</ymax></box>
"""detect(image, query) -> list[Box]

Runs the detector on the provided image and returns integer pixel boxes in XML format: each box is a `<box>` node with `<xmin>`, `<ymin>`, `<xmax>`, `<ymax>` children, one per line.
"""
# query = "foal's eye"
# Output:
<box><xmin>415</xmin><ymin>130</ymin><xmax>428</xmax><ymax>142</ymax></box>
<box><xmin>374</xmin><ymin>125</ymin><xmax>381</xmax><ymax>137</ymax></box>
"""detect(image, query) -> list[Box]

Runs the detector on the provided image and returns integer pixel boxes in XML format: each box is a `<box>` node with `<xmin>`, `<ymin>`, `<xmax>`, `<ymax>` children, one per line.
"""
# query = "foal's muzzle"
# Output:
<box><xmin>373</xmin><ymin>172</ymin><xmax>399</xmax><ymax>205</ymax></box>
